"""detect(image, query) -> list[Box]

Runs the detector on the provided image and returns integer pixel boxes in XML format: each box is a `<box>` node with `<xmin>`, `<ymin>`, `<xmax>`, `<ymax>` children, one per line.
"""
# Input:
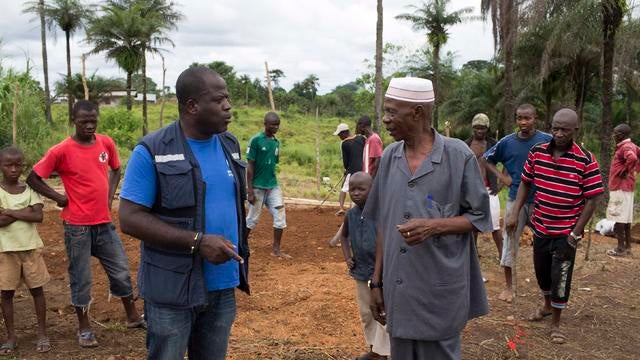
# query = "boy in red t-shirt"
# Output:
<box><xmin>27</xmin><ymin>101</ymin><xmax>144</xmax><ymax>348</ymax></box>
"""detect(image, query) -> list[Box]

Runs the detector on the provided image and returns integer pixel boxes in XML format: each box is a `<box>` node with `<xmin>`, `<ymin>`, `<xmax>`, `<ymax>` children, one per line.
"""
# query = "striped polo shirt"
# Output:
<box><xmin>521</xmin><ymin>141</ymin><xmax>604</xmax><ymax>237</ymax></box>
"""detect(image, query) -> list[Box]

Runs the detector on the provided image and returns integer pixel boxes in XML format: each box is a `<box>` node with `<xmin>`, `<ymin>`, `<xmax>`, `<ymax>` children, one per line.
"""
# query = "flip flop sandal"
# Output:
<box><xmin>551</xmin><ymin>330</ymin><xmax>567</xmax><ymax>344</ymax></box>
<box><xmin>36</xmin><ymin>337</ymin><xmax>51</xmax><ymax>353</ymax></box>
<box><xmin>126</xmin><ymin>317</ymin><xmax>147</xmax><ymax>329</ymax></box>
<box><xmin>77</xmin><ymin>331</ymin><xmax>99</xmax><ymax>348</ymax></box>
<box><xmin>528</xmin><ymin>307</ymin><xmax>552</xmax><ymax>321</ymax></box>
<box><xmin>0</xmin><ymin>341</ymin><xmax>17</xmax><ymax>355</ymax></box>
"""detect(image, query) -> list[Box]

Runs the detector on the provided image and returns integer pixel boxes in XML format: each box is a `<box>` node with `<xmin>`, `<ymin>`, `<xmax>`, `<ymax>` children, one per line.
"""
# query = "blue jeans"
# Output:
<box><xmin>63</xmin><ymin>222</ymin><xmax>134</xmax><ymax>309</ymax></box>
<box><xmin>145</xmin><ymin>289</ymin><xmax>236</xmax><ymax>360</ymax></box>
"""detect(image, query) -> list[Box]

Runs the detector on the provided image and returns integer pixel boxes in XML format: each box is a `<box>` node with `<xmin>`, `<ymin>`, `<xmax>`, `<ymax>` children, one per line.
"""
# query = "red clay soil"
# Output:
<box><xmin>4</xmin><ymin>206</ymin><xmax>640</xmax><ymax>359</ymax></box>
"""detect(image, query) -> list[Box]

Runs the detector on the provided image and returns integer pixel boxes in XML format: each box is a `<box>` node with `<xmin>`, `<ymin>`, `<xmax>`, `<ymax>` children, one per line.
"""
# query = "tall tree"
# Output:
<box><xmin>106</xmin><ymin>0</ymin><xmax>181</xmax><ymax>135</ymax></box>
<box><xmin>23</xmin><ymin>0</ymin><xmax>53</xmax><ymax>124</ymax></box>
<box><xmin>86</xmin><ymin>2</ymin><xmax>144</xmax><ymax>111</ymax></box>
<box><xmin>133</xmin><ymin>0</ymin><xmax>181</xmax><ymax>135</ymax></box>
<box><xmin>396</xmin><ymin>0</ymin><xmax>475</xmax><ymax>129</ymax></box>
<box><xmin>44</xmin><ymin>0</ymin><xmax>91</xmax><ymax>122</ymax></box>
<box><xmin>600</xmin><ymin>0</ymin><xmax>626</xmax><ymax>189</ymax></box>
<box><xmin>374</xmin><ymin>0</ymin><xmax>384</xmax><ymax>131</ymax></box>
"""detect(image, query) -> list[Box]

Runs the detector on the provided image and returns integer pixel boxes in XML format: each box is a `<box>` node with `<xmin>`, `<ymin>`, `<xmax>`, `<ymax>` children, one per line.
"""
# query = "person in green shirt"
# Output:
<box><xmin>244</xmin><ymin>112</ymin><xmax>289</xmax><ymax>258</ymax></box>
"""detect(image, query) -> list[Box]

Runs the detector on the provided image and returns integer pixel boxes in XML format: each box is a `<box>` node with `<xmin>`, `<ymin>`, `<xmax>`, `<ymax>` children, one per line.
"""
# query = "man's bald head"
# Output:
<box><xmin>176</xmin><ymin>66</ymin><xmax>224</xmax><ymax>114</ymax></box>
<box><xmin>551</xmin><ymin>108</ymin><xmax>579</xmax><ymax>149</ymax></box>
<box><xmin>553</xmin><ymin>108</ymin><xmax>579</xmax><ymax>128</ymax></box>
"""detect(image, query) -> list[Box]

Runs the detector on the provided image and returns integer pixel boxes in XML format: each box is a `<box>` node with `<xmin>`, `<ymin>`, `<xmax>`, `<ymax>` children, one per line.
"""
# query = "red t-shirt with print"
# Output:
<box><xmin>33</xmin><ymin>134</ymin><xmax>120</xmax><ymax>225</ymax></box>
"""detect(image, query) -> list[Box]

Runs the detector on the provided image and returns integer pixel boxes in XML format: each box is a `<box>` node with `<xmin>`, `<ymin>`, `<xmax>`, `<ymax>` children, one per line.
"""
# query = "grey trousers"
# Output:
<box><xmin>390</xmin><ymin>334</ymin><xmax>461</xmax><ymax>360</ymax></box>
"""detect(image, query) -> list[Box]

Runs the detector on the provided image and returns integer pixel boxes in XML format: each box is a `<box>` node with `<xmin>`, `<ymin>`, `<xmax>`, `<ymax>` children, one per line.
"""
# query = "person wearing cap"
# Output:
<box><xmin>482</xmin><ymin>104</ymin><xmax>551</xmax><ymax>303</ymax></box>
<box><xmin>328</xmin><ymin>123</ymin><xmax>366</xmax><ymax>248</ymax></box>
<box><xmin>464</xmin><ymin>114</ymin><xmax>503</xmax><ymax>260</ymax></box>
<box><xmin>334</xmin><ymin>123</ymin><xmax>365</xmax><ymax>216</ymax></box>
<box><xmin>365</xmin><ymin>77</ymin><xmax>491</xmax><ymax>359</ymax></box>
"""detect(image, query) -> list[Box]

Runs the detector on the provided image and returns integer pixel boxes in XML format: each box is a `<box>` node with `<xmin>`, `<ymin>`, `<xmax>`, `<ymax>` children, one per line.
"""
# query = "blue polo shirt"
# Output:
<box><xmin>483</xmin><ymin>131</ymin><xmax>552</xmax><ymax>202</ymax></box>
<box><xmin>121</xmin><ymin>135</ymin><xmax>239</xmax><ymax>291</ymax></box>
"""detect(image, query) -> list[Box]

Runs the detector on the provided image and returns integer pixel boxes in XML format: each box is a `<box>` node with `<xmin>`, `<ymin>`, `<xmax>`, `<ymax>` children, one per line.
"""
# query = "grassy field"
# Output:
<box><xmin>48</xmin><ymin>103</ymin><xmax>378</xmax><ymax>200</ymax></box>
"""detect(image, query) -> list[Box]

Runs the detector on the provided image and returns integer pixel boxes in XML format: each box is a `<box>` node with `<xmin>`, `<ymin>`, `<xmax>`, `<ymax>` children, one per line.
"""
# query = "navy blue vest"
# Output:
<box><xmin>138</xmin><ymin>121</ymin><xmax>250</xmax><ymax>308</ymax></box>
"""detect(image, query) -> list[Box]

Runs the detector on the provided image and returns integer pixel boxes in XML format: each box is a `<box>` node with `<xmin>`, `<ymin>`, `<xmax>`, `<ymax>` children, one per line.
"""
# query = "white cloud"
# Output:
<box><xmin>1</xmin><ymin>0</ymin><xmax>493</xmax><ymax>94</ymax></box>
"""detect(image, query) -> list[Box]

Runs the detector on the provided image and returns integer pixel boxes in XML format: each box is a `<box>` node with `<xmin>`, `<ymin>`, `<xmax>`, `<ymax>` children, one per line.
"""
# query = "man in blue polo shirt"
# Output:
<box><xmin>483</xmin><ymin>104</ymin><xmax>551</xmax><ymax>303</ymax></box>
<box><xmin>119</xmin><ymin>67</ymin><xmax>247</xmax><ymax>360</ymax></box>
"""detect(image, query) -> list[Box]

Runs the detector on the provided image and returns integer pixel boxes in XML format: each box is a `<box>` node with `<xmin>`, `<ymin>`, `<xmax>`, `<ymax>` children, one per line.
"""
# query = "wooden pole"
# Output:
<box><xmin>12</xmin><ymin>83</ymin><xmax>20</xmax><ymax>145</ymax></box>
<box><xmin>159</xmin><ymin>54</ymin><xmax>167</xmax><ymax>128</ymax></box>
<box><xmin>81</xmin><ymin>54</ymin><xmax>89</xmax><ymax>100</ymax></box>
<box><xmin>315</xmin><ymin>107</ymin><xmax>321</xmax><ymax>198</ymax></box>
<box><xmin>444</xmin><ymin>121</ymin><xmax>451</xmax><ymax>137</ymax></box>
<box><xmin>265</xmin><ymin>61</ymin><xmax>276</xmax><ymax>112</ymax></box>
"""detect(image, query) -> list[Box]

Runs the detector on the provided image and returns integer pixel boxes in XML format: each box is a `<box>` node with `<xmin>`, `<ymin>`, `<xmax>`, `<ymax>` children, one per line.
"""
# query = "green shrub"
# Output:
<box><xmin>99</xmin><ymin>108</ymin><xmax>142</xmax><ymax>151</ymax></box>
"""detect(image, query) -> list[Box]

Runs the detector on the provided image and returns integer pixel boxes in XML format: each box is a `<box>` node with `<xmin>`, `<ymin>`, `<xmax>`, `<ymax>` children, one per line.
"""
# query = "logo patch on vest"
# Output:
<box><xmin>232</xmin><ymin>152</ymin><xmax>240</xmax><ymax>160</ymax></box>
<box><xmin>98</xmin><ymin>151</ymin><xmax>108</xmax><ymax>163</ymax></box>
<box><xmin>154</xmin><ymin>154</ymin><xmax>185</xmax><ymax>163</ymax></box>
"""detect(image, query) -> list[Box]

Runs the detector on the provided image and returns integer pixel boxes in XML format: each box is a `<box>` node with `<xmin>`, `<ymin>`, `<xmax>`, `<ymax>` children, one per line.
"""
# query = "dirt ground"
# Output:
<box><xmin>3</xmin><ymin>206</ymin><xmax>640</xmax><ymax>359</ymax></box>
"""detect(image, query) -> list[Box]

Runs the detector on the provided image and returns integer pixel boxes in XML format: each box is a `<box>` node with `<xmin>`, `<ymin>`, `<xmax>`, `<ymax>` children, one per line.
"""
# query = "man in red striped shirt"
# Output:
<box><xmin>506</xmin><ymin>108</ymin><xmax>603</xmax><ymax>345</ymax></box>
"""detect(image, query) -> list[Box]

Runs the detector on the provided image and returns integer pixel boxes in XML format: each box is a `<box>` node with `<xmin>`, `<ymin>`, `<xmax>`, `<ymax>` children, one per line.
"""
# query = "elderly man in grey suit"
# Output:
<box><xmin>365</xmin><ymin>77</ymin><xmax>492</xmax><ymax>359</ymax></box>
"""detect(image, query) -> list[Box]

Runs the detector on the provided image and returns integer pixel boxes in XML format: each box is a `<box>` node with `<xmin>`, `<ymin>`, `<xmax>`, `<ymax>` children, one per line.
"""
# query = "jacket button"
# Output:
<box><xmin>408</xmin><ymin>182</ymin><xmax>415</xmax><ymax>188</ymax></box>
<box><xmin>400</xmin><ymin>247</ymin><xmax>407</xmax><ymax>254</ymax></box>
<box><xmin>396</xmin><ymin>278</ymin><xmax>403</xmax><ymax>285</ymax></box>
<box><xmin>403</xmin><ymin>212</ymin><xmax>411</xmax><ymax>219</ymax></box>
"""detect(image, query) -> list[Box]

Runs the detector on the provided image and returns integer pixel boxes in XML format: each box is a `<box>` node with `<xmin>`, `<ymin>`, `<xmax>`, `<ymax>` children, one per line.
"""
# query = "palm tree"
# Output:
<box><xmin>136</xmin><ymin>0</ymin><xmax>181</xmax><ymax>135</ymax></box>
<box><xmin>44</xmin><ymin>0</ymin><xmax>91</xmax><ymax>122</ymax></box>
<box><xmin>374</xmin><ymin>0</ymin><xmax>384</xmax><ymax>132</ymax></box>
<box><xmin>23</xmin><ymin>0</ymin><xmax>52</xmax><ymax>124</ymax></box>
<box><xmin>396</xmin><ymin>0</ymin><xmax>475</xmax><ymax>129</ymax></box>
<box><xmin>108</xmin><ymin>0</ymin><xmax>181</xmax><ymax>135</ymax></box>
<box><xmin>85</xmin><ymin>3</ymin><xmax>144</xmax><ymax>111</ymax></box>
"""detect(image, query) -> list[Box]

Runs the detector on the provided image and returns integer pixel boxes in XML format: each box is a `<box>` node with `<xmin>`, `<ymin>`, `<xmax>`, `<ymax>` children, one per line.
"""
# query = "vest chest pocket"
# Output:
<box><xmin>156</xmin><ymin>161</ymin><xmax>196</xmax><ymax>209</ymax></box>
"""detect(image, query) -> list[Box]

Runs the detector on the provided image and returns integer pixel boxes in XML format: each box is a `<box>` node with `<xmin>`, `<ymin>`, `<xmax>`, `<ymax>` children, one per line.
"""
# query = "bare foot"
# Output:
<box><xmin>498</xmin><ymin>288</ymin><xmax>514</xmax><ymax>303</ymax></box>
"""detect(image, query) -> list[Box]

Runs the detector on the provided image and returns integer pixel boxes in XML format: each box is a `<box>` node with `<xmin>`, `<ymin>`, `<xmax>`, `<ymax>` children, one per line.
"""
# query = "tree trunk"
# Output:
<box><xmin>142</xmin><ymin>51</ymin><xmax>148</xmax><ymax>136</ymax></box>
<box><xmin>544</xmin><ymin>86</ymin><xmax>552</xmax><ymax>132</ymax></box>
<box><xmin>39</xmin><ymin>0</ymin><xmax>51</xmax><ymax>124</ymax></box>
<box><xmin>65</xmin><ymin>30</ymin><xmax>73</xmax><ymax>123</ymax></box>
<box><xmin>126</xmin><ymin>72</ymin><xmax>133</xmax><ymax>111</ymax></box>
<box><xmin>374</xmin><ymin>0</ymin><xmax>384</xmax><ymax>132</ymax></box>
<box><xmin>432</xmin><ymin>44</ymin><xmax>440</xmax><ymax>130</ymax></box>
<box><xmin>81</xmin><ymin>54</ymin><xmax>89</xmax><ymax>100</ymax></box>
<box><xmin>501</xmin><ymin>0</ymin><xmax>516</xmax><ymax>138</ymax></box>
<box><xmin>600</xmin><ymin>1</ymin><xmax>624</xmax><ymax>194</ymax></box>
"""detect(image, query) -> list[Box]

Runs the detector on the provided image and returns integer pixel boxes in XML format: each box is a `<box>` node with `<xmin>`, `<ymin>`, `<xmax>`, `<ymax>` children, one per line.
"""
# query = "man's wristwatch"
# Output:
<box><xmin>368</xmin><ymin>279</ymin><xmax>383</xmax><ymax>289</ymax></box>
<box><xmin>569</xmin><ymin>231</ymin><xmax>583</xmax><ymax>241</ymax></box>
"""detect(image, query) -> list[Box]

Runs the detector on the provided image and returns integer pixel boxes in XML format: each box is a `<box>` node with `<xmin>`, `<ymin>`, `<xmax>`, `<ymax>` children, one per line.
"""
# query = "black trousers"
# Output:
<box><xmin>533</xmin><ymin>235</ymin><xmax>577</xmax><ymax>309</ymax></box>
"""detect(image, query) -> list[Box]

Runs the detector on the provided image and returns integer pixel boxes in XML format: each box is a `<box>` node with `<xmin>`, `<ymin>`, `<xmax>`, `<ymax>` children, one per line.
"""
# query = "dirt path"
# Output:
<box><xmin>4</xmin><ymin>207</ymin><xmax>639</xmax><ymax>359</ymax></box>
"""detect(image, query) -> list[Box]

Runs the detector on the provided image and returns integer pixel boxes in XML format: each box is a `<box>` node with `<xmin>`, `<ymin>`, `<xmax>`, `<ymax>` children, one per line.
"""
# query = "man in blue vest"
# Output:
<box><xmin>119</xmin><ymin>66</ymin><xmax>248</xmax><ymax>360</ymax></box>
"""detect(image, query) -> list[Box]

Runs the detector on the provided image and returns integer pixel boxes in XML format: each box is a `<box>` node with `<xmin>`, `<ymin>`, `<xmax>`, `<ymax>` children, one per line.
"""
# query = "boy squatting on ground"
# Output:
<box><xmin>339</xmin><ymin>172</ymin><xmax>390</xmax><ymax>360</ymax></box>
<box><xmin>0</xmin><ymin>147</ymin><xmax>50</xmax><ymax>355</ymax></box>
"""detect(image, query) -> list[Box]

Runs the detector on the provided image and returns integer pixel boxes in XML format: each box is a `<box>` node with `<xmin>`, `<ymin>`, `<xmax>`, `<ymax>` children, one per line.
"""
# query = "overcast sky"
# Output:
<box><xmin>1</xmin><ymin>0</ymin><xmax>494</xmax><ymax>94</ymax></box>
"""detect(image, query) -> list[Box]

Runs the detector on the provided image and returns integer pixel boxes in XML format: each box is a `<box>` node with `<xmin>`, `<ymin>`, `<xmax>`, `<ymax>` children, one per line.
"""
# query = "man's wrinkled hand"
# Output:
<box><xmin>370</xmin><ymin>288</ymin><xmax>386</xmax><ymax>325</ymax></box>
<box><xmin>247</xmin><ymin>192</ymin><xmax>255</xmax><ymax>205</ymax></box>
<box><xmin>396</xmin><ymin>218</ymin><xmax>440</xmax><ymax>246</ymax></box>
<box><xmin>199</xmin><ymin>234</ymin><xmax>244</xmax><ymax>265</ymax></box>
